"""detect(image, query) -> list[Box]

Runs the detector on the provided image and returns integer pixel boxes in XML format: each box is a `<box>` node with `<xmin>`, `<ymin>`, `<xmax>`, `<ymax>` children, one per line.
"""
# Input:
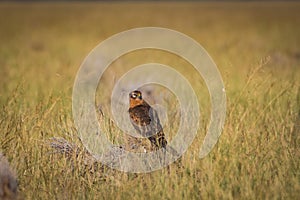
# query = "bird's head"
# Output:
<box><xmin>129</xmin><ymin>90</ymin><xmax>142</xmax><ymax>100</ymax></box>
<box><xmin>129</xmin><ymin>90</ymin><xmax>144</xmax><ymax>107</ymax></box>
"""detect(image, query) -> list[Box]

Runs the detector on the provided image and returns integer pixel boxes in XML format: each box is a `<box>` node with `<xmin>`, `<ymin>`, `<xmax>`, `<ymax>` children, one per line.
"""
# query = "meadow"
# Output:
<box><xmin>0</xmin><ymin>2</ymin><xmax>299</xmax><ymax>199</ymax></box>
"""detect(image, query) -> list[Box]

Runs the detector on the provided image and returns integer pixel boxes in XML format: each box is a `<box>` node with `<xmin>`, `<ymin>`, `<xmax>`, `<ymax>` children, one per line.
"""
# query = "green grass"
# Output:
<box><xmin>0</xmin><ymin>2</ymin><xmax>300</xmax><ymax>199</ymax></box>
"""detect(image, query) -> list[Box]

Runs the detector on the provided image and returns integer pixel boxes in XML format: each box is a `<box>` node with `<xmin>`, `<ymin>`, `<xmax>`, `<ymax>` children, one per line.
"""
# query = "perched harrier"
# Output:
<box><xmin>128</xmin><ymin>90</ymin><xmax>167</xmax><ymax>150</ymax></box>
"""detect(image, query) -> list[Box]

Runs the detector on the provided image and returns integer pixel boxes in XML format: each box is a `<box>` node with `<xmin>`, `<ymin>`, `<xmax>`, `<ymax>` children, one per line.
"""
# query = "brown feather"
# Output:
<box><xmin>128</xmin><ymin>90</ymin><xmax>167</xmax><ymax>150</ymax></box>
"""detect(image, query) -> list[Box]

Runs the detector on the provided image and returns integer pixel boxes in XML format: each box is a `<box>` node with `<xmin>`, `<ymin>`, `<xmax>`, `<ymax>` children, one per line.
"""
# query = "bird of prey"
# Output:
<box><xmin>128</xmin><ymin>90</ymin><xmax>167</xmax><ymax>151</ymax></box>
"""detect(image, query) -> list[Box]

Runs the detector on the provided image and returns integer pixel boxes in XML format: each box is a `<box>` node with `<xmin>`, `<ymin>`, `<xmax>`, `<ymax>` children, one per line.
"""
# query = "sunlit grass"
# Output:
<box><xmin>0</xmin><ymin>2</ymin><xmax>299</xmax><ymax>199</ymax></box>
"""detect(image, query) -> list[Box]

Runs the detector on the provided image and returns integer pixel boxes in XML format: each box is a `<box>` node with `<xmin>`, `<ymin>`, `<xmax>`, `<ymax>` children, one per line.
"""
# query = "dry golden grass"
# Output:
<box><xmin>0</xmin><ymin>2</ymin><xmax>299</xmax><ymax>199</ymax></box>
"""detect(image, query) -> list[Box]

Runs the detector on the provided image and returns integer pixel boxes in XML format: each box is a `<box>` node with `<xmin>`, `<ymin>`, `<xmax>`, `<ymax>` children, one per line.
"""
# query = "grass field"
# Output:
<box><xmin>0</xmin><ymin>2</ymin><xmax>300</xmax><ymax>199</ymax></box>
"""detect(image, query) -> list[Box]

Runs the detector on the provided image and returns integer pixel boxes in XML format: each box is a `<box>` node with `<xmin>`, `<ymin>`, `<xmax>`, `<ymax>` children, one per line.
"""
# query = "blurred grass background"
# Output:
<box><xmin>0</xmin><ymin>1</ymin><xmax>299</xmax><ymax>199</ymax></box>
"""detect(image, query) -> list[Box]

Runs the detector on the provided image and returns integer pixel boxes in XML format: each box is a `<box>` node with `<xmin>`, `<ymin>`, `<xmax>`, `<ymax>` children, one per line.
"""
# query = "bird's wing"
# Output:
<box><xmin>129</xmin><ymin>104</ymin><xmax>165</xmax><ymax>137</ymax></box>
<box><xmin>129</xmin><ymin>105</ymin><xmax>151</xmax><ymax>136</ymax></box>
<box><xmin>148</xmin><ymin>107</ymin><xmax>163</xmax><ymax>134</ymax></box>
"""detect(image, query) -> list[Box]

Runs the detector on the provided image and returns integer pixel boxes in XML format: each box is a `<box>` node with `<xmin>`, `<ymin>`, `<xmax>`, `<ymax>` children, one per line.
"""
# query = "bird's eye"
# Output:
<box><xmin>131</xmin><ymin>93</ymin><xmax>137</xmax><ymax>98</ymax></box>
